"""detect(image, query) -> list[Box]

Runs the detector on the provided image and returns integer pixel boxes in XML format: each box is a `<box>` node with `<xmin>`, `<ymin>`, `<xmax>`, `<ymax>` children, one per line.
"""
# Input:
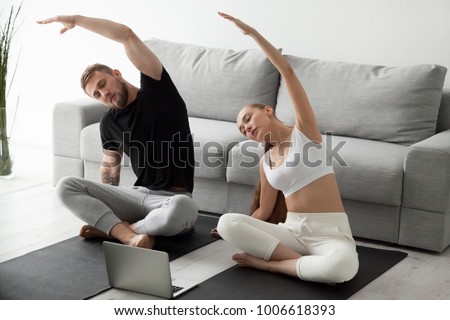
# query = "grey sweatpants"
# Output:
<box><xmin>55</xmin><ymin>176</ymin><xmax>198</xmax><ymax>236</ymax></box>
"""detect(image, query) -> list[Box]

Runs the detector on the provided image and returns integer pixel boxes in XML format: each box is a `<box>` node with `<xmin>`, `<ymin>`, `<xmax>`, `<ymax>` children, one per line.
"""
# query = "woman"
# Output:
<box><xmin>216</xmin><ymin>12</ymin><xmax>359</xmax><ymax>284</ymax></box>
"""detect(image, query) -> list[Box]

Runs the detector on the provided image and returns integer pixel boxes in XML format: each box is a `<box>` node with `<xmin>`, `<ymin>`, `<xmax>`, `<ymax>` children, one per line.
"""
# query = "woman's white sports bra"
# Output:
<box><xmin>263</xmin><ymin>127</ymin><xmax>334</xmax><ymax>197</ymax></box>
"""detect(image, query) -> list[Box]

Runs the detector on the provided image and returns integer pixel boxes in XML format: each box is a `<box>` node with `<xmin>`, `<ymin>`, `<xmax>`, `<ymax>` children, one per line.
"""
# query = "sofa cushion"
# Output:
<box><xmin>330</xmin><ymin>135</ymin><xmax>407</xmax><ymax>206</ymax></box>
<box><xmin>80</xmin><ymin>123</ymin><xmax>103</xmax><ymax>162</ymax></box>
<box><xmin>189</xmin><ymin>117</ymin><xmax>245</xmax><ymax>180</ymax></box>
<box><xmin>437</xmin><ymin>89</ymin><xmax>450</xmax><ymax>133</ymax></box>
<box><xmin>145</xmin><ymin>38</ymin><xmax>280</xmax><ymax>122</ymax></box>
<box><xmin>80</xmin><ymin>123</ymin><xmax>132</xmax><ymax>168</ymax></box>
<box><xmin>276</xmin><ymin>56</ymin><xmax>447</xmax><ymax>145</ymax></box>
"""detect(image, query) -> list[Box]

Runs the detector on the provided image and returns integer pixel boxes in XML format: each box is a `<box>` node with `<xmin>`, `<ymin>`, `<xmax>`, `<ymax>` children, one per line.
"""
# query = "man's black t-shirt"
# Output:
<box><xmin>100</xmin><ymin>68</ymin><xmax>194</xmax><ymax>193</ymax></box>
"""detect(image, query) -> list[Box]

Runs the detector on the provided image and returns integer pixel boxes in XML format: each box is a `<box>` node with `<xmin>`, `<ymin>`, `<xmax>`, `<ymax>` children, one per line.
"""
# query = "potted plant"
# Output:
<box><xmin>0</xmin><ymin>4</ymin><xmax>21</xmax><ymax>178</ymax></box>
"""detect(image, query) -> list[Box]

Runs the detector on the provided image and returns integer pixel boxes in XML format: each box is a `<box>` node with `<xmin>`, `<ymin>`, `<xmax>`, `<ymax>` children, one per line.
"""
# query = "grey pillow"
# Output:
<box><xmin>145</xmin><ymin>38</ymin><xmax>280</xmax><ymax>122</ymax></box>
<box><xmin>275</xmin><ymin>56</ymin><xmax>447</xmax><ymax>145</ymax></box>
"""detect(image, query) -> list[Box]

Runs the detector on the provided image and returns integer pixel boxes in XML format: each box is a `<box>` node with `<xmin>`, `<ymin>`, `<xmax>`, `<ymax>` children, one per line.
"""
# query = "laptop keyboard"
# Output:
<box><xmin>172</xmin><ymin>285</ymin><xmax>184</xmax><ymax>294</ymax></box>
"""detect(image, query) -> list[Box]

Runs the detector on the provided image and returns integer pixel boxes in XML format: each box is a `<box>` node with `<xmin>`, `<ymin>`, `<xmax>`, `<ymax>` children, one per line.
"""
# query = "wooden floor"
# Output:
<box><xmin>1</xmin><ymin>146</ymin><xmax>450</xmax><ymax>300</ymax></box>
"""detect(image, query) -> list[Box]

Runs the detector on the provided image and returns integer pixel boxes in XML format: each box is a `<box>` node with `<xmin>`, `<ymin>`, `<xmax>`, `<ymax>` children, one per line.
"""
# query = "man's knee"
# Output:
<box><xmin>55</xmin><ymin>176</ymin><xmax>83</xmax><ymax>200</ymax></box>
<box><xmin>165</xmin><ymin>195</ymin><xmax>198</xmax><ymax>229</ymax></box>
<box><xmin>170</xmin><ymin>194</ymin><xmax>198</xmax><ymax>215</ymax></box>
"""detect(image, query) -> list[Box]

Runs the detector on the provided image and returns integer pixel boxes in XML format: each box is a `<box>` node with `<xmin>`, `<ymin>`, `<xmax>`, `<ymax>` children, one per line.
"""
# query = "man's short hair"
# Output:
<box><xmin>80</xmin><ymin>63</ymin><xmax>114</xmax><ymax>93</ymax></box>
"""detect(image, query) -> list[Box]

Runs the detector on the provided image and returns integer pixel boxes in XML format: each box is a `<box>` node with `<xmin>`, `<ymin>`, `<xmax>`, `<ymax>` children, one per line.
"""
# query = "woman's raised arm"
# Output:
<box><xmin>219</xmin><ymin>12</ymin><xmax>321</xmax><ymax>142</ymax></box>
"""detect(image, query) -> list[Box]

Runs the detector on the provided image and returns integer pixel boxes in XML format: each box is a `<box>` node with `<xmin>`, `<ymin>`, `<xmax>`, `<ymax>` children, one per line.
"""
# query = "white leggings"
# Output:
<box><xmin>217</xmin><ymin>212</ymin><xmax>359</xmax><ymax>283</ymax></box>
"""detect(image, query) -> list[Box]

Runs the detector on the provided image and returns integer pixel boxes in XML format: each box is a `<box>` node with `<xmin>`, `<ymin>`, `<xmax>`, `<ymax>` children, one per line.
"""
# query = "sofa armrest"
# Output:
<box><xmin>403</xmin><ymin>129</ymin><xmax>450</xmax><ymax>213</ymax></box>
<box><xmin>53</xmin><ymin>99</ymin><xmax>108</xmax><ymax>159</ymax></box>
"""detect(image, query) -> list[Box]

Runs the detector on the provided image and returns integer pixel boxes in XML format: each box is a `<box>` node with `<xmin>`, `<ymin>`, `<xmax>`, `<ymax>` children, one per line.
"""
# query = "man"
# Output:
<box><xmin>38</xmin><ymin>15</ymin><xmax>198</xmax><ymax>249</ymax></box>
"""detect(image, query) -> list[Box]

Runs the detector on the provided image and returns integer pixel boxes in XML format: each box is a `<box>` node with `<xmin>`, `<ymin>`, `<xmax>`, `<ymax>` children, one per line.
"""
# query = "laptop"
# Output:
<box><xmin>103</xmin><ymin>241</ymin><xmax>198</xmax><ymax>299</ymax></box>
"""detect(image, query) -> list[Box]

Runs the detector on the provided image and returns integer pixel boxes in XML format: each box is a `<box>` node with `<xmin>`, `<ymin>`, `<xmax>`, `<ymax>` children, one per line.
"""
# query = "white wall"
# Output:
<box><xmin>3</xmin><ymin>0</ymin><xmax>450</xmax><ymax>150</ymax></box>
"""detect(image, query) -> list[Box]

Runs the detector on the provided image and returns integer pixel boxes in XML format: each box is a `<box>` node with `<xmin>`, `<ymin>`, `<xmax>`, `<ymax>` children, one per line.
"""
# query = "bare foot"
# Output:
<box><xmin>79</xmin><ymin>225</ymin><xmax>114</xmax><ymax>240</ymax></box>
<box><xmin>210</xmin><ymin>228</ymin><xmax>222</xmax><ymax>239</ymax></box>
<box><xmin>127</xmin><ymin>234</ymin><xmax>155</xmax><ymax>249</ymax></box>
<box><xmin>232</xmin><ymin>252</ymin><xmax>269</xmax><ymax>271</ymax></box>
<box><xmin>233</xmin><ymin>252</ymin><xmax>301</xmax><ymax>278</ymax></box>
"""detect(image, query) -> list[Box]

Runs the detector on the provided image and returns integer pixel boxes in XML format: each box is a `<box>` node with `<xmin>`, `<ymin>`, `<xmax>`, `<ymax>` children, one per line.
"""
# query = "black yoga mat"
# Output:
<box><xmin>0</xmin><ymin>214</ymin><xmax>219</xmax><ymax>300</ymax></box>
<box><xmin>180</xmin><ymin>245</ymin><xmax>407</xmax><ymax>300</ymax></box>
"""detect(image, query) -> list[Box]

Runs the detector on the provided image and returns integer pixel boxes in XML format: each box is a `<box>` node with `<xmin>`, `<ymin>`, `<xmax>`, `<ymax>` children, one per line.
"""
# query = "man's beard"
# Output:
<box><xmin>114</xmin><ymin>80</ymin><xmax>129</xmax><ymax>109</ymax></box>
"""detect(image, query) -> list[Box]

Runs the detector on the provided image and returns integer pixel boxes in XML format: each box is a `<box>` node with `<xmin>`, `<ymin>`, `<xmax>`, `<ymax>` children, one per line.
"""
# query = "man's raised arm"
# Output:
<box><xmin>37</xmin><ymin>15</ymin><xmax>162</xmax><ymax>79</ymax></box>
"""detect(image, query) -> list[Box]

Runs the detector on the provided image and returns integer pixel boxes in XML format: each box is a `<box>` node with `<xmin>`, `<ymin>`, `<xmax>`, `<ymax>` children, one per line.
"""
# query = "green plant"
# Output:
<box><xmin>0</xmin><ymin>4</ymin><xmax>21</xmax><ymax>176</ymax></box>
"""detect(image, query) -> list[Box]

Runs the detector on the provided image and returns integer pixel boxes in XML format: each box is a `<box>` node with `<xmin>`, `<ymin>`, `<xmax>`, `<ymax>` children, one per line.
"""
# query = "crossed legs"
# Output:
<box><xmin>79</xmin><ymin>222</ymin><xmax>154</xmax><ymax>248</ymax></box>
<box><xmin>217</xmin><ymin>213</ymin><xmax>305</xmax><ymax>278</ymax></box>
<box><xmin>55</xmin><ymin>176</ymin><xmax>197</xmax><ymax>249</ymax></box>
<box><xmin>217</xmin><ymin>213</ymin><xmax>359</xmax><ymax>283</ymax></box>
<box><xmin>232</xmin><ymin>243</ymin><xmax>302</xmax><ymax>277</ymax></box>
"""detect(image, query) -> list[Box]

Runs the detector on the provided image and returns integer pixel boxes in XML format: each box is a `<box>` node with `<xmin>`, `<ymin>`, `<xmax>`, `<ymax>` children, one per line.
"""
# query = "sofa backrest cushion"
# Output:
<box><xmin>275</xmin><ymin>56</ymin><xmax>447</xmax><ymax>145</ymax></box>
<box><xmin>437</xmin><ymin>89</ymin><xmax>450</xmax><ymax>133</ymax></box>
<box><xmin>145</xmin><ymin>38</ymin><xmax>280</xmax><ymax>122</ymax></box>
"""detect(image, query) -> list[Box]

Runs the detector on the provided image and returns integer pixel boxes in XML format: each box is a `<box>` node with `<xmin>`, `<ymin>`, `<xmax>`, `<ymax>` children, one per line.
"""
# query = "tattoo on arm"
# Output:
<box><xmin>100</xmin><ymin>149</ymin><xmax>122</xmax><ymax>186</ymax></box>
<box><xmin>100</xmin><ymin>171</ymin><xmax>120</xmax><ymax>186</ymax></box>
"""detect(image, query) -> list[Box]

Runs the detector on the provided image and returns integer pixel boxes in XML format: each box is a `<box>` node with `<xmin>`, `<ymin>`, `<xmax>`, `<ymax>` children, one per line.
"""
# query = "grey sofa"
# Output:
<box><xmin>53</xmin><ymin>38</ymin><xmax>450</xmax><ymax>252</ymax></box>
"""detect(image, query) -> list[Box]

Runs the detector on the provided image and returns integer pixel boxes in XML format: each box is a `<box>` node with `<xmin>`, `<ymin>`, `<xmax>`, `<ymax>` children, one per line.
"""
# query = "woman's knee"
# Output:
<box><xmin>331</xmin><ymin>251</ymin><xmax>359</xmax><ymax>282</ymax></box>
<box><xmin>298</xmin><ymin>249</ymin><xmax>359</xmax><ymax>283</ymax></box>
<box><xmin>217</xmin><ymin>213</ymin><xmax>249</xmax><ymax>240</ymax></box>
<box><xmin>328</xmin><ymin>252</ymin><xmax>359</xmax><ymax>283</ymax></box>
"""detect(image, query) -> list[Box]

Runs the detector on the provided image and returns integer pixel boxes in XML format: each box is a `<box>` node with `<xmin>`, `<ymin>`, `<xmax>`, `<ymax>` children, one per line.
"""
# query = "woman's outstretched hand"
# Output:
<box><xmin>37</xmin><ymin>15</ymin><xmax>76</xmax><ymax>34</ymax></box>
<box><xmin>218</xmin><ymin>12</ymin><xmax>254</xmax><ymax>35</ymax></box>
